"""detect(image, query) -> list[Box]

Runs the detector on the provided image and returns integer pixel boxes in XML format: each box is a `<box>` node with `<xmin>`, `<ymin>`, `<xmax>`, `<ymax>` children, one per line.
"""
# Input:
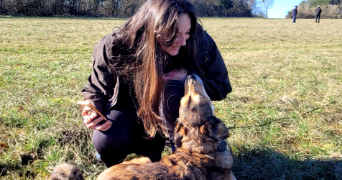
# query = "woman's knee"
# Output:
<box><xmin>93</xmin><ymin>109</ymin><xmax>141</xmax><ymax>155</ymax></box>
<box><xmin>92</xmin><ymin>128</ymin><xmax>134</xmax><ymax>155</ymax></box>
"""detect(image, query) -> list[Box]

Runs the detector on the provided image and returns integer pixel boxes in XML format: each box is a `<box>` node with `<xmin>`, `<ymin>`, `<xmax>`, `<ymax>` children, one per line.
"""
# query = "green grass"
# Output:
<box><xmin>1</xmin><ymin>16</ymin><xmax>341</xmax><ymax>179</ymax></box>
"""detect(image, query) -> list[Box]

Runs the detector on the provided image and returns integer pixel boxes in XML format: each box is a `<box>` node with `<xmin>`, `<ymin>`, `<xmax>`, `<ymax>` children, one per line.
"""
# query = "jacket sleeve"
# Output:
<box><xmin>81</xmin><ymin>34</ymin><xmax>117</xmax><ymax>113</ymax></box>
<box><xmin>196</xmin><ymin>31</ymin><xmax>232</xmax><ymax>101</ymax></box>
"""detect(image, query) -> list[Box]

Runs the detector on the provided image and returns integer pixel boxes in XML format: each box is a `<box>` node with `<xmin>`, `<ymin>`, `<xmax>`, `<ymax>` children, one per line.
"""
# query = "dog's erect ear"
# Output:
<box><xmin>174</xmin><ymin>122</ymin><xmax>188</xmax><ymax>148</ymax></box>
<box><xmin>200</xmin><ymin>117</ymin><xmax>218</xmax><ymax>141</ymax></box>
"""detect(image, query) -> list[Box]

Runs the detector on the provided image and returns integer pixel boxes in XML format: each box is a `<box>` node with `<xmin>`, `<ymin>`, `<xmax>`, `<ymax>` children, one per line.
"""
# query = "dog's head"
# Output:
<box><xmin>48</xmin><ymin>163</ymin><xmax>84</xmax><ymax>180</ymax></box>
<box><xmin>174</xmin><ymin>74</ymin><xmax>229</xmax><ymax>154</ymax></box>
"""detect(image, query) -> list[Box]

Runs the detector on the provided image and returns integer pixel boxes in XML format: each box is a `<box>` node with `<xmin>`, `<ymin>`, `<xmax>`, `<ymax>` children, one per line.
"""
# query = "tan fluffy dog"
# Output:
<box><xmin>51</xmin><ymin>74</ymin><xmax>235</xmax><ymax>180</ymax></box>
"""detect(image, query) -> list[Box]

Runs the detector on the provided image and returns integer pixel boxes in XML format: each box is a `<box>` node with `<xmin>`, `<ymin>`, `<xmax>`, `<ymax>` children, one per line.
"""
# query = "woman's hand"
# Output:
<box><xmin>163</xmin><ymin>68</ymin><xmax>187</xmax><ymax>82</ymax></box>
<box><xmin>82</xmin><ymin>106</ymin><xmax>112</xmax><ymax>131</ymax></box>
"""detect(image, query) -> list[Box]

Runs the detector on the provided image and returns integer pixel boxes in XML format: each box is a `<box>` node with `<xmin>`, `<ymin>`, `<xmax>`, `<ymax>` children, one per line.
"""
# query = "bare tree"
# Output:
<box><xmin>258</xmin><ymin>0</ymin><xmax>274</xmax><ymax>18</ymax></box>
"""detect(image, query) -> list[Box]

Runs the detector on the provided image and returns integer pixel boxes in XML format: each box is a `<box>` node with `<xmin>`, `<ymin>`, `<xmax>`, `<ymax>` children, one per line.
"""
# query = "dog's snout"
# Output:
<box><xmin>187</xmin><ymin>74</ymin><xmax>199</xmax><ymax>85</ymax></box>
<box><xmin>190</xmin><ymin>74</ymin><xmax>197</xmax><ymax>80</ymax></box>
<box><xmin>187</xmin><ymin>74</ymin><xmax>197</xmax><ymax>80</ymax></box>
<box><xmin>186</xmin><ymin>75</ymin><xmax>196</xmax><ymax>85</ymax></box>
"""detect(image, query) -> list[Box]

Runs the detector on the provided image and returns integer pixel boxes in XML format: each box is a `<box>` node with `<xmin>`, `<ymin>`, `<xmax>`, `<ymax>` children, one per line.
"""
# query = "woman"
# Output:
<box><xmin>81</xmin><ymin>0</ymin><xmax>232</xmax><ymax>167</ymax></box>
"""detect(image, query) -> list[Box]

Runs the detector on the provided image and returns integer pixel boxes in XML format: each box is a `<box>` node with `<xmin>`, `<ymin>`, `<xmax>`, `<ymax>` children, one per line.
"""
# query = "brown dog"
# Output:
<box><xmin>51</xmin><ymin>74</ymin><xmax>235</xmax><ymax>180</ymax></box>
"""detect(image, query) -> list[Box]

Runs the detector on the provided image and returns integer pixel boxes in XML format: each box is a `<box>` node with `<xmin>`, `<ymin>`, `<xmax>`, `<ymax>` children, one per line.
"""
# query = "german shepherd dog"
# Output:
<box><xmin>49</xmin><ymin>74</ymin><xmax>235</xmax><ymax>180</ymax></box>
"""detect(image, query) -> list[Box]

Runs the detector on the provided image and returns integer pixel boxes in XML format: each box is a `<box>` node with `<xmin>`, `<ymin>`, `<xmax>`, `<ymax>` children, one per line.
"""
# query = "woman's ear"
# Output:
<box><xmin>156</xmin><ymin>37</ymin><xmax>162</xmax><ymax>45</ymax></box>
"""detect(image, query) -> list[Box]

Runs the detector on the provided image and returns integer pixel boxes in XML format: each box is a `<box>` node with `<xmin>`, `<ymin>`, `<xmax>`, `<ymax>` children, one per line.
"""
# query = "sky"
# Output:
<box><xmin>268</xmin><ymin>0</ymin><xmax>304</xmax><ymax>18</ymax></box>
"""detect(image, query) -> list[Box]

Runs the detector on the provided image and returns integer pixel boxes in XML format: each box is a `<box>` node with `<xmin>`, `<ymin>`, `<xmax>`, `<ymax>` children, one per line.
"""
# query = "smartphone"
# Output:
<box><xmin>77</xmin><ymin>101</ymin><xmax>107</xmax><ymax>124</ymax></box>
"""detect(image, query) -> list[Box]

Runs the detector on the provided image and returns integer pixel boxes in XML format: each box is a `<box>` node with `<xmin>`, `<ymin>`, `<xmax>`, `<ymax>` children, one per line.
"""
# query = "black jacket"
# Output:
<box><xmin>293</xmin><ymin>8</ymin><xmax>297</xmax><ymax>16</ymax></box>
<box><xmin>81</xmin><ymin>25</ymin><xmax>232</xmax><ymax>113</ymax></box>
<box><xmin>315</xmin><ymin>7</ymin><xmax>322</xmax><ymax>16</ymax></box>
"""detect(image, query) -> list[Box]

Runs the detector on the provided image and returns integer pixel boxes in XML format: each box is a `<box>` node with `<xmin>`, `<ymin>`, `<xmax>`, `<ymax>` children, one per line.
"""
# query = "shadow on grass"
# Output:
<box><xmin>233</xmin><ymin>148</ymin><xmax>342</xmax><ymax>180</ymax></box>
<box><xmin>0</xmin><ymin>158</ymin><xmax>36</xmax><ymax>178</ymax></box>
<box><xmin>0</xmin><ymin>128</ymin><xmax>95</xmax><ymax>179</ymax></box>
<box><xmin>1</xmin><ymin>126</ymin><xmax>340</xmax><ymax>179</ymax></box>
<box><xmin>0</xmin><ymin>138</ymin><xmax>55</xmax><ymax>178</ymax></box>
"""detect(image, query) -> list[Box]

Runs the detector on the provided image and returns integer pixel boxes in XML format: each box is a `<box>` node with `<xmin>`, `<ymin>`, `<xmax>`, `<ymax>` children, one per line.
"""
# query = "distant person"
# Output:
<box><xmin>315</xmin><ymin>6</ymin><xmax>322</xmax><ymax>23</ymax></box>
<box><xmin>293</xmin><ymin>6</ymin><xmax>298</xmax><ymax>23</ymax></box>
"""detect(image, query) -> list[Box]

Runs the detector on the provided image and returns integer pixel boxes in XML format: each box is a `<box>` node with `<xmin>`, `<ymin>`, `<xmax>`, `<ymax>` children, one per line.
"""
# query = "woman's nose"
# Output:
<box><xmin>177</xmin><ymin>35</ymin><xmax>187</xmax><ymax>46</ymax></box>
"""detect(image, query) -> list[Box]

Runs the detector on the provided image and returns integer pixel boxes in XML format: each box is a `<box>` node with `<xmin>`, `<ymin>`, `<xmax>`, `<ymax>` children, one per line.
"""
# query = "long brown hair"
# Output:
<box><xmin>109</xmin><ymin>0</ymin><xmax>197</xmax><ymax>138</ymax></box>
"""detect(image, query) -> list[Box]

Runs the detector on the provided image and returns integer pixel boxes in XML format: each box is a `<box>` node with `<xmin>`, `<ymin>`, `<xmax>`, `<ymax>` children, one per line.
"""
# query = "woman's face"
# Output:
<box><xmin>159</xmin><ymin>13</ymin><xmax>191</xmax><ymax>56</ymax></box>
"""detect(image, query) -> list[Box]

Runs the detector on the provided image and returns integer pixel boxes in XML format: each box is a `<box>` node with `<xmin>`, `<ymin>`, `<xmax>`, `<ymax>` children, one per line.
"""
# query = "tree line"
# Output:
<box><xmin>0</xmin><ymin>0</ymin><xmax>266</xmax><ymax>17</ymax></box>
<box><xmin>286</xmin><ymin>0</ymin><xmax>342</xmax><ymax>19</ymax></box>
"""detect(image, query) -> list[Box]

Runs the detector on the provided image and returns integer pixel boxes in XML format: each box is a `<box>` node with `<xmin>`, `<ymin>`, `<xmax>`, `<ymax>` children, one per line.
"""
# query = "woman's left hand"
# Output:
<box><xmin>163</xmin><ymin>68</ymin><xmax>187</xmax><ymax>82</ymax></box>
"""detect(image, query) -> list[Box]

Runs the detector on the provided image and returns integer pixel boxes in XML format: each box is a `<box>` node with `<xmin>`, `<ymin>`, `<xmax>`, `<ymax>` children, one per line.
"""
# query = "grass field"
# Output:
<box><xmin>0</xmin><ymin>16</ymin><xmax>341</xmax><ymax>179</ymax></box>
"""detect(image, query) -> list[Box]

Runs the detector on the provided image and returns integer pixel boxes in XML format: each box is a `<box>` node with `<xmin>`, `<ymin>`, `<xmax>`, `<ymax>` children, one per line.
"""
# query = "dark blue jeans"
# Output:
<box><xmin>92</xmin><ymin>80</ymin><xmax>184</xmax><ymax>167</ymax></box>
<box><xmin>315</xmin><ymin>15</ymin><xmax>320</xmax><ymax>23</ymax></box>
<box><xmin>293</xmin><ymin>15</ymin><xmax>296</xmax><ymax>23</ymax></box>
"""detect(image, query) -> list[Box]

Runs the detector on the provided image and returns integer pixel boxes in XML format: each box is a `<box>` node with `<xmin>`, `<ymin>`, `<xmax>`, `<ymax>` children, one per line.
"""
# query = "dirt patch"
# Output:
<box><xmin>57</xmin><ymin>129</ymin><xmax>91</xmax><ymax>147</ymax></box>
<box><xmin>321</xmin><ymin>112</ymin><xmax>342</xmax><ymax>124</ymax></box>
<box><xmin>21</xmin><ymin>153</ymin><xmax>37</xmax><ymax>166</ymax></box>
<box><xmin>237</xmin><ymin>96</ymin><xmax>256</xmax><ymax>103</ymax></box>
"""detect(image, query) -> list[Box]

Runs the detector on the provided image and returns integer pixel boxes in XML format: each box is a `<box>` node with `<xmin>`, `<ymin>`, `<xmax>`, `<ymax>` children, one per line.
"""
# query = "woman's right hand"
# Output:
<box><xmin>163</xmin><ymin>68</ymin><xmax>187</xmax><ymax>82</ymax></box>
<box><xmin>82</xmin><ymin>107</ymin><xmax>112</xmax><ymax>131</ymax></box>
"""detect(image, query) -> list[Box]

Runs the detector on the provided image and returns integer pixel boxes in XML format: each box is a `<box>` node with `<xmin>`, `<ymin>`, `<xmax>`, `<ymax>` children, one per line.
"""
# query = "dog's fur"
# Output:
<box><xmin>48</xmin><ymin>163</ymin><xmax>84</xmax><ymax>180</ymax></box>
<box><xmin>51</xmin><ymin>74</ymin><xmax>235</xmax><ymax>180</ymax></box>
